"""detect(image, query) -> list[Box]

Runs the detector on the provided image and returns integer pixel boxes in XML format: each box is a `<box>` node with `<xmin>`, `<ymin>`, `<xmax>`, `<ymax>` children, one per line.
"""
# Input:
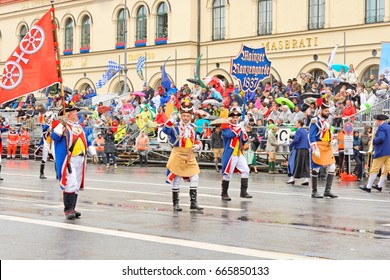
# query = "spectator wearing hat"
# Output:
<box><xmin>93</xmin><ymin>131</ymin><xmax>106</xmax><ymax>165</ymax></box>
<box><xmin>291</xmin><ymin>78</ymin><xmax>302</xmax><ymax>94</ymax></box>
<box><xmin>51</xmin><ymin>105</ymin><xmax>98</xmax><ymax>220</ymax></box>
<box><xmin>360</xmin><ymin>114</ymin><xmax>390</xmax><ymax>193</ymax></box>
<box><xmin>162</xmin><ymin>100</ymin><xmax>203</xmax><ymax>211</ymax></box>
<box><xmin>220</xmin><ymin>107</ymin><xmax>252</xmax><ymax>201</ymax></box>
<box><xmin>378</xmin><ymin>73</ymin><xmax>389</xmax><ymax>86</ymax></box>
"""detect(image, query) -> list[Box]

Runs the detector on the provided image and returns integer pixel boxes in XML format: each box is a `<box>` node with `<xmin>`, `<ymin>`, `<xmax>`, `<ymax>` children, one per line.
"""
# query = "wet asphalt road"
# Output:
<box><xmin>1</xmin><ymin>159</ymin><xmax>390</xmax><ymax>260</ymax></box>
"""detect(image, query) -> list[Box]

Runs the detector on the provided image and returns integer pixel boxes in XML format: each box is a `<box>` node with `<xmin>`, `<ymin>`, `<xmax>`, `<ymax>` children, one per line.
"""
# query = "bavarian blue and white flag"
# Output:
<box><xmin>96</xmin><ymin>60</ymin><xmax>123</xmax><ymax>89</ymax></box>
<box><xmin>136</xmin><ymin>56</ymin><xmax>145</xmax><ymax>81</ymax></box>
<box><xmin>379</xmin><ymin>42</ymin><xmax>390</xmax><ymax>82</ymax></box>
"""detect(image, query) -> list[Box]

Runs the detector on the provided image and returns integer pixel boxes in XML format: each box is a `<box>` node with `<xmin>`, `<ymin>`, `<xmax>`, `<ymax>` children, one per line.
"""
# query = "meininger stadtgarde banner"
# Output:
<box><xmin>379</xmin><ymin>42</ymin><xmax>390</xmax><ymax>82</ymax></box>
<box><xmin>230</xmin><ymin>44</ymin><xmax>271</xmax><ymax>93</ymax></box>
<box><xmin>0</xmin><ymin>9</ymin><xmax>58</xmax><ymax>105</ymax></box>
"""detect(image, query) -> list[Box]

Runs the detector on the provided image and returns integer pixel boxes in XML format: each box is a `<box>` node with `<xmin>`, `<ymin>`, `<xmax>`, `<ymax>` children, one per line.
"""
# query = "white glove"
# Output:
<box><xmin>192</xmin><ymin>144</ymin><xmax>201</xmax><ymax>152</ymax></box>
<box><xmin>169</xmin><ymin>112</ymin><xmax>178</xmax><ymax>123</ymax></box>
<box><xmin>311</xmin><ymin>143</ymin><xmax>320</xmax><ymax>158</ymax></box>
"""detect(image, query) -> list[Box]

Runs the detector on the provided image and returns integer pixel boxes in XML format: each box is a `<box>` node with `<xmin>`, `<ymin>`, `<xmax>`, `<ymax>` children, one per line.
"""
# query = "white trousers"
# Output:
<box><xmin>223</xmin><ymin>154</ymin><xmax>250</xmax><ymax>181</ymax></box>
<box><xmin>64</xmin><ymin>156</ymin><xmax>84</xmax><ymax>193</ymax></box>
<box><xmin>172</xmin><ymin>174</ymin><xmax>199</xmax><ymax>191</ymax></box>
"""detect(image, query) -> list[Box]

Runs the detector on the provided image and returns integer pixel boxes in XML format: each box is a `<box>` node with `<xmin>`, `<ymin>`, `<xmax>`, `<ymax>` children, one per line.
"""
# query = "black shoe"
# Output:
<box><xmin>286</xmin><ymin>181</ymin><xmax>295</xmax><ymax>185</ymax></box>
<box><xmin>311</xmin><ymin>192</ymin><xmax>323</xmax><ymax>198</ymax></box>
<box><xmin>359</xmin><ymin>186</ymin><xmax>371</xmax><ymax>193</ymax></box>
<box><xmin>372</xmin><ymin>185</ymin><xmax>382</xmax><ymax>192</ymax></box>
<box><xmin>301</xmin><ymin>182</ymin><xmax>309</xmax><ymax>186</ymax></box>
<box><xmin>221</xmin><ymin>195</ymin><xmax>231</xmax><ymax>201</ymax></box>
<box><xmin>75</xmin><ymin>211</ymin><xmax>81</xmax><ymax>218</ymax></box>
<box><xmin>240</xmin><ymin>193</ymin><xmax>253</xmax><ymax>198</ymax></box>
<box><xmin>324</xmin><ymin>192</ymin><xmax>338</xmax><ymax>198</ymax></box>
<box><xmin>66</xmin><ymin>213</ymin><xmax>77</xmax><ymax>220</ymax></box>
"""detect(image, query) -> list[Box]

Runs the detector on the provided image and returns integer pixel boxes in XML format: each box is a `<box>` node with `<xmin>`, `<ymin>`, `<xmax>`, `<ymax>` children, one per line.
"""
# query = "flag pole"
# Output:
<box><xmin>50</xmin><ymin>0</ymin><xmax>66</xmax><ymax>114</ymax></box>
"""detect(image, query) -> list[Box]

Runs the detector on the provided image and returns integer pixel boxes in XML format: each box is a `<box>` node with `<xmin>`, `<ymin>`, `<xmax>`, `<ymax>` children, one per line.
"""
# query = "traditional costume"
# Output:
<box><xmin>360</xmin><ymin>114</ymin><xmax>390</xmax><ymax>193</ymax></box>
<box><xmin>309</xmin><ymin>100</ymin><xmax>338</xmax><ymax>198</ymax></box>
<box><xmin>162</xmin><ymin>100</ymin><xmax>203</xmax><ymax>211</ymax></box>
<box><xmin>287</xmin><ymin>124</ymin><xmax>310</xmax><ymax>185</ymax></box>
<box><xmin>220</xmin><ymin>108</ymin><xmax>252</xmax><ymax>201</ymax></box>
<box><xmin>36</xmin><ymin>111</ymin><xmax>57</xmax><ymax>179</ymax></box>
<box><xmin>51</xmin><ymin>105</ymin><xmax>97</xmax><ymax>220</ymax></box>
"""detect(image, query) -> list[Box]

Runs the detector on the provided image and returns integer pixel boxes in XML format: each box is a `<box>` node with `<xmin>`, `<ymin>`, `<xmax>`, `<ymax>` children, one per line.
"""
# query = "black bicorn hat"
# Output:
<box><xmin>65</xmin><ymin>104</ymin><xmax>81</xmax><ymax>113</ymax></box>
<box><xmin>374</xmin><ymin>114</ymin><xmax>389</xmax><ymax>121</ymax></box>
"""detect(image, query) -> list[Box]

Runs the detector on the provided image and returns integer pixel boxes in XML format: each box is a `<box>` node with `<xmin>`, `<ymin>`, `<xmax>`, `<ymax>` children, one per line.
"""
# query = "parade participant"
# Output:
<box><xmin>220</xmin><ymin>107</ymin><xmax>252</xmax><ymax>201</ymax></box>
<box><xmin>265</xmin><ymin>124</ymin><xmax>278</xmax><ymax>174</ymax></box>
<box><xmin>36</xmin><ymin>111</ymin><xmax>57</xmax><ymax>179</ymax></box>
<box><xmin>162</xmin><ymin>100</ymin><xmax>203</xmax><ymax>211</ymax></box>
<box><xmin>19</xmin><ymin>126</ymin><xmax>30</xmax><ymax>160</ymax></box>
<box><xmin>7</xmin><ymin>126</ymin><xmax>19</xmax><ymax>159</ymax></box>
<box><xmin>210</xmin><ymin>126</ymin><xmax>224</xmax><ymax>172</ymax></box>
<box><xmin>309</xmin><ymin>100</ymin><xmax>338</xmax><ymax>198</ymax></box>
<box><xmin>51</xmin><ymin>105</ymin><xmax>97</xmax><ymax>220</ymax></box>
<box><xmin>360</xmin><ymin>114</ymin><xmax>390</xmax><ymax>193</ymax></box>
<box><xmin>286</xmin><ymin>119</ymin><xmax>310</xmax><ymax>185</ymax></box>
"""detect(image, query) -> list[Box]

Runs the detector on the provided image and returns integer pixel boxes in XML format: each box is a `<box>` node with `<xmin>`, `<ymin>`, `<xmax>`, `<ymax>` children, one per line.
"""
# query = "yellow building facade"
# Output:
<box><xmin>0</xmin><ymin>0</ymin><xmax>389</xmax><ymax>95</ymax></box>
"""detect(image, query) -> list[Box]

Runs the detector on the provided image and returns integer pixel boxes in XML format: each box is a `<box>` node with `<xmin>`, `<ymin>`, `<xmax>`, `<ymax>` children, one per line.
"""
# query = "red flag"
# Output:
<box><xmin>0</xmin><ymin>9</ymin><xmax>58</xmax><ymax>105</ymax></box>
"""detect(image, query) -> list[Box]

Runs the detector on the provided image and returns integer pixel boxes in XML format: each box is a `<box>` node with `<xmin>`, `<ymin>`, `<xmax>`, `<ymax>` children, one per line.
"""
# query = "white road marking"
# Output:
<box><xmin>0</xmin><ymin>187</ymin><xmax>46</xmax><ymax>193</ymax></box>
<box><xmin>129</xmin><ymin>199</ymin><xmax>244</xmax><ymax>211</ymax></box>
<box><xmin>88</xmin><ymin>187</ymin><xmax>166</xmax><ymax>196</ymax></box>
<box><xmin>0</xmin><ymin>214</ymin><xmax>318</xmax><ymax>260</ymax></box>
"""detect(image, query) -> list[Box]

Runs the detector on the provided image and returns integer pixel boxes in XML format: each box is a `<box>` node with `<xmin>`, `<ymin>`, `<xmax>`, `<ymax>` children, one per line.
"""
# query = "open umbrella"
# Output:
<box><xmin>202</xmin><ymin>99</ymin><xmax>220</xmax><ymax>107</ymax></box>
<box><xmin>331</xmin><ymin>64</ymin><xmax>349</xmax><ymax>72</ymax></box>
<box><xmin>275</xmin><ymin>97</ymin><xmax>295</xmax><ymax>109</ymax></box>
<box><xmin>202</xmin><ymin>76</ymin><xmax>225</xmax><ymax>89</ymax></box>
<box><xmin>209</xmin><ymin>118</ymin><xmax>228</xmax><ymax>126</ymax></box>
<box><xmin>97</xmin><ymin>105</ymin><xmax>110</xmax><ymax>114</ymax></box>
<box><xmin>300</xmin><ymin>92</ymin><xmax>321</xmax><ymax>99</ymax></box>
<box><xmin>132</xmin><ymin>91</ymin><xmax>146</xmax><ymax>97</ymax></box>
<box><xmin>79</xmin><ymin>110</ymin><xmax>93</xmax><ymax>115</ymax></box>
<box><xmin>186</xmin><ymin>78</ymin><xmax>199</xmax><ymax>84</ymax></box>
<box><xmin>299</xmin><ymin>72</ymin><xmax>313</xmax><ymax>80</ymax></box>
<box><xmin>63</xmin><ymin>86</ymin><xmax>73</xmax><ymax>94</ymax></box>
<box><xmin>333</xmin><ymin>82</ymin><xmax>355</xmax><ymax>94</ymax></box>
<box><xmin>323</xmin><ymin>78</ymin><xmax>341</xmax><ymax>85</ymax></box>
<box><xmin>194</xmin><ymin>109</ymin><xmax>210</xmax><ymax>117</ymax></box>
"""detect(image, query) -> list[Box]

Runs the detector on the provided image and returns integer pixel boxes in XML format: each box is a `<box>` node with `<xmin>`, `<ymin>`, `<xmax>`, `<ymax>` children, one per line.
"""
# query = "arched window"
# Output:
<box><xmin>309</xmin><ymin>69</ymin><xmax>328</xmax><ymax>81</ymax></box>
<box><xmin>362</xmin><ymin>65</ymin><xmax>379</xmax><ymax>82</ymax></box>
<box><xmin>212</xmin><ymin>0</ymin><xmax>225</xmax><ymax>40</ymax></box>
<box><xmin>19</xmin><ymin>25</ymin><xmax>28</xmax><ymax>42</ymax></box>
<box><xmin>81</xmin><ymin>15</ymin><xmax>90</xmax><ymax>48</ymax></box>
<box><xmin>156</xmin><ymin>2</ymin><xmax>168</xmax><ymax>38</ymax></box>
<box><xmin>258</xmin><ymin>0</ymin><xmax>272</xmax><ymax>35</ymax></box>
<box><xmin>64</xmin><ymin>18</ymin><xmax>73</xmax><ymax>50</ymax></box>
<box><xmin>308</xmin><ymin>0</ymin><xmax>325</xmax><ymax>30</ymax></box>
<box><xmin>116</xmin><ymin>8</ymin><xmax>125</xmax><ymax>44</ymax></box>
<box><xmin>136</xmin><ymin>6</ymin><xmax>147</xmax><ymax>41</ymax></box>
<box><xmin>115</xmin><ymin>80</ymin><xmax>130</xmax><ymax>94</ymax></box>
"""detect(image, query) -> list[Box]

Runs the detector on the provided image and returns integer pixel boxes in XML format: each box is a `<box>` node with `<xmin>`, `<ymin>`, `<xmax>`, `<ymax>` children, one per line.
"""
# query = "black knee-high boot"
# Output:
<box><xmin>311</xmin><ymin>170</ymin><xmax>323</xmax><ymax>198</ymax></box>
<box><xmin>221</xmin><ymin>180</ymin><xmax>231</xmax><ymax>201</ymax></box>
<box><xmin>172</xmin><ymin>190</ymin><xmax>182</xmax><ymax>211</ymax></box>
<box><xmin>63</xmin><ymin>192</ymin><xmax>77</xmax><ymax>219</ymax></box>
<box><xmin>74</xmin><ymin>194</ymin><xmax>81</xmax><ymax>218</ymax></box>
<box><xmin>40</xmin><ymin>160</ymin><xmax>47</xmax><ymax>179</ymax></box>
<box><xmin>324</xmin><ymin>173</ymin><xmax>338</xmax><ymax>198</ymax></box>
<box><xmin>240</xmin><ymin>178</ymin><xmax>252</xmax><ymax>198</ymax></box>
<box><xmin>0</xmin><ymin>165</ymin><xmax>4</xmax><ymax>180</ymax></box>
<box><xmin>190</xmin><ymin>189</ymin><xmax>203</xmax><ymax>210</ymax></box>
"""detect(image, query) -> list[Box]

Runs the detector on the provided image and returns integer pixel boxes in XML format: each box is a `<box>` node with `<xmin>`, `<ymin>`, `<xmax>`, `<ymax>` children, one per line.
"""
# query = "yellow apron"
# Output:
<box><xmin>313</xmin><ymin>141</ymin><xmax>336</xmax><ymax>166</ymax></box>
<box><xmin>166</xmin><ymin>147</ymin><xmax>200</xmax><ymax>177</ymax></box>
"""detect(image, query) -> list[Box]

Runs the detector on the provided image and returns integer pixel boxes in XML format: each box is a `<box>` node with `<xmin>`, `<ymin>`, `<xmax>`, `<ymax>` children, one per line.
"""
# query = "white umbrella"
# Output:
<box><xmin>202</xmin><ymin>99</ymin><xmax>220</xmax><ymax>107</ymax></box>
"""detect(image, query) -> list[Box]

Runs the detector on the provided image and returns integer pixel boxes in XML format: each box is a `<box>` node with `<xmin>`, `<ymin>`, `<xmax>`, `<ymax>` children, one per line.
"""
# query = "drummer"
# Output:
<box><xmin>162</xmin><ymin>99</ymin><xmax>203</xmax><ymax>212</ymax></box>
